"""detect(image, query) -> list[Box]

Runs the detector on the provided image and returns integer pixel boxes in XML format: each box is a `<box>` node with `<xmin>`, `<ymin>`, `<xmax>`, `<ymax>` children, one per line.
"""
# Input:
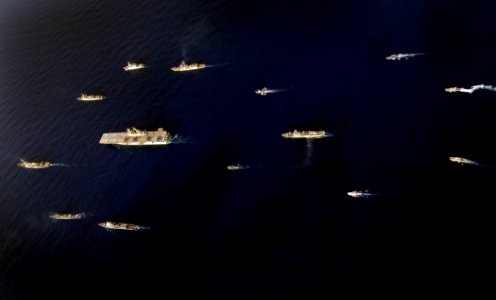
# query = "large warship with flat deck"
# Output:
<box><xmin>282</xmin><ymin>130</ymin><xmax>332</xmax><ymax>139</ymax></box>
<box><xmin>99</xmin><ymin>127</ymin><xmax>172</xmax><ymax>146</ymax></box>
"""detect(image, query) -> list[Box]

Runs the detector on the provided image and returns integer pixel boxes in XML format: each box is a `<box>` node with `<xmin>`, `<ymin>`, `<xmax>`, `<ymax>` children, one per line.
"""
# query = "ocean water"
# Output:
<box><xmin>1</xmin><ymin>0</ymin><xmax>496</xmax><ymax>299</ymax></box>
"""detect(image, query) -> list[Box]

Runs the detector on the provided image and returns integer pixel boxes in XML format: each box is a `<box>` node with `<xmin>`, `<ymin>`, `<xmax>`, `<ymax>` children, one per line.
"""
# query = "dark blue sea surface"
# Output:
<box><xmin>2</xmin><ymin>0</ymin><xmax>496</xmax><ymax>299</ymax></box>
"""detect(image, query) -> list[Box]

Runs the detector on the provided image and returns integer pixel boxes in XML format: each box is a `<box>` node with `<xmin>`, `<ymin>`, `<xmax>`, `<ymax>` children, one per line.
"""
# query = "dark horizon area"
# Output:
<box><xmin>1</xmin><ymin>1</ymin><xmax>496</xmax><ymax>299</ymax></box>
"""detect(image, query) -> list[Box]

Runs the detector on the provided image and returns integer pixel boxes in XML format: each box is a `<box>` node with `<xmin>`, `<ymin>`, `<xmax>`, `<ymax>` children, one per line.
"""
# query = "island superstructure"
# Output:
<box><xmin>17</xmin><ymin>159</ymin><xmax>51</xmax><ymax>169</ymax></box>
<box><xmin>49</xmin><ymin>213</ymin><xmax>87</xmax><ymax>220</ymax></box>
<box><xmin>98</xmin><ymin>221</ymin><xmax>145</xmax><ymax>231</ymax></box>
<box><xmin>171</xmin><ymin>61</ymin><xmax>206</xmax><ymax>72</ymax></box>
<box><xmin>282</xmin><ymin>130</ymin><xmax>332</xmax><ymax>139</ymax></box>
<box><xmin>99</xmin><ymin>127</ymin><xmax>172</xmax><ymax>146</ymax></box>
<box><xmin>123</xmin><ymin>61</ymin><xmax>145</xmax><ymax>71</ymax></box>
<box><xmin>77</xmin><ymin>93</ymin><xmax>105</xmax><ymax>101</ymax></box>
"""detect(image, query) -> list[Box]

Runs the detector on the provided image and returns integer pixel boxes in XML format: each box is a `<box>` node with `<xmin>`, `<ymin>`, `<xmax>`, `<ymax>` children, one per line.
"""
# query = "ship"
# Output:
<box><xmin>171</xmin><ymin>60</ymin><xmax>206</xmax><ymax>72</ymax></box>
<box><xmin>17</xmin><ymin>159</ymin><xmax>51</xmax><ymax>169</ymax></box>
<box><xmin>49</xmin><ymin>213</ymin><xmax>87</xmax><ymax>220</ymax></box>
<box><xmin>347</xmin><ymin>190</ymin><xmax>374</xmax><ymax>198</ymax></box>
<box><xmin>227</xmin><ymin>164</ymin><xmax>248</xmax><ymax>171</ymax></box>
<box><xmin>445</xmin><ymin>87</ymin><xmax>464</xmax><ymax>93</ymax></box>
<box><xmin>255</xmin><ymin>87</ymin><xmax>270</xmax><ymax>96</ymax></box>
<box><xmin>123</xmin><ymin>61</ymin><xmax>146</xmax><ymax>71</ymax></box>
<box><xmin>385</xmin><ymin>53</ymin><xmax>425</xmax><ymax>61</ymax></box>
<box><xmin>281</xmin><ymin>130</ymin><xmax>332</xmax><ymax>139</ymax></box>
<box><xmin>449</xmin><ymin>156</ymin><xmax>480</xmax><ymax>166</ymax></box>
<box><xmin>99</xmin><ymin>127</ymin><xmax>172</xmax><ymax>146</ymax></box>
<box><xmin>385</xmin><ymin>54</ymin><xmax>405</xmax><ymax>61</ymax></box>
<box><xmin>76</xmin><ymin>93</ymin><xmax>105</xmax><ymax>101</ymax></box>
<box><xmin>98</xmin><ymin>221</ymin><xmax>145</xmax><ymax>231</ymax></box>
<box><xmin>444</xmin><ymin>85</ymin><xmax>495</xmax><ymax>94</ymax></box>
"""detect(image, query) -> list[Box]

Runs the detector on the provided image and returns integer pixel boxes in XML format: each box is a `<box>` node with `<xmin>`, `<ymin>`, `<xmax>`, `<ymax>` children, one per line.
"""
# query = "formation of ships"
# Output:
<box><xmin>47</xmin><ymin>212</ymin><xmax>145</xmax><ymax>231</ymax></box>
<box><xmin>19</xmin><ymin>127</ymin><xmax>333</xmax><ymax>169</ymax></box>
<box><xmin>17</xmin><ymin>52</ymin><xmax>492</xmax><ymax>231</ymax></box>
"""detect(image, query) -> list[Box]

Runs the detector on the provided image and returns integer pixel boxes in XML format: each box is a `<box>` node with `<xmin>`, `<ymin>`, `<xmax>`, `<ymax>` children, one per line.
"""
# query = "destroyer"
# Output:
<box><xmin>49</xmin><ymin>213</ymin><xmax>87</xmax><ymax>220</ymax></box>
<box><xmin>386</xmin><ymin>53</ymin><xmax>425</xmax><ymax>61</ymax></box>
<box><xmin>99</xmin><ymin>127</ymin><xmax>172</xmax><ymax>146</ymax></box>
<box><xmin>17</xmin><ymin>159</ymin><xmax>51</xmax><ymax>169</ymax></box>
<box><xmin>123</xmin><ymin>61</ymin><xmax>145</xmax><ymax>71</ymax></box>
<box><xmin>76</xmin><ymin>93</ymin><xmax>105</xmax><ymax>101</ymax></box>
<box><xmin>347</xmin><ymin>190</ymin><xmax>374</xmax><ymax>198</ymax></box>
<box><xmin>255</xmin><ymin>87</ymin><xmax>270</xmax><ymax>96</ymax></box>
<box><xmin>449</xmin><ymin>156</ymin><xmax>482</xmax><ymax>166</ymax></box>
<box><xmin>171</xmin><ymin>60</ymin><xmax>206</xmax><ymax>72</ymax></box>
<box><xmin>445</xmin><ymin>87</ymin><xmax>467</xmax><ymax>93</ymax></box>
<box><xmin>98</xmin><ymin>221</ymin><xmax>145</xmax><ymax>231</ymax></box>
<box><xmin>282</xmin><ymin>130</ymin><xmax>332</xmax><ymax>139</ymax></box>
<box><xmin>227</xmin><ymin>164</ymin><xmax>248</xmax><ymax>171</ymax></box>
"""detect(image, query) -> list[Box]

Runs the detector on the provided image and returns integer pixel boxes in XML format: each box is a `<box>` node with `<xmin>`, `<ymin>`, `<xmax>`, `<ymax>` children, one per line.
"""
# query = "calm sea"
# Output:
<box><xmin>2</xmin><ymin>0</ymin><xmax>496</xmax><ymax>299</ymax></box>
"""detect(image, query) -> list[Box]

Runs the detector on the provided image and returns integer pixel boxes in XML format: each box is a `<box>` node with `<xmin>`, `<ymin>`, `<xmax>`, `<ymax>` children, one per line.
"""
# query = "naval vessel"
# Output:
<box><xmin>347</xmin><ymin>190</ymin><xmax>374</xmax><ymax>198</ymax></box>
<box><xmin>282</xmin><ymin>130</ymin><xmax>332</xmax><ymax>139</ymax></box>
<box><xmin>49</xmin><ymin>213</ymin><xmax>87</xmax><ymax>220</ymax></box>
<box><xmin>445</xmin><ymin>87</ymin><xmax>466</xmax><ymax>93</ymax></box>
<box><xmin>227</xmin><ymin>164</ymin><xmax>248</xmax><ymax>171</ymax></box>
<box><xmin>98</xmin><ymin>221</ymin><xmax>145</xmax><ymax>231</ymax></box>
<box><xmin>17</xmin><ymin>159</ymin><xmax>51</xmax><ymax>169</ymax></box>
<box><xmin>255</xmin><ymin>87</ymin><xmax>270</xmax><ymax>96</ymax></box>
<box><xmin>124</xmin><ymin>61</ymin><xmax>145</xmax><ymax>71</ymax></box>
<box><xmin>449</xmin><ymin>156</ymin><xmax>481</xmax><ymax>166</ymax></box>
<box><xmin>171</xmin><ymin>61</ymin><xmax>206</xmax><ymax>72</ymax></box>
<box><xmin>77</xmin><ymin>93</ymin><xmax>105</xmax><ymax>101</ymax></box>
<box><xmin>385</xmin><ymin>53</ymin><xmax>425</xmax><ymax>61</ymax></box>
<box><xmin>99</xmin><ymin>127</ymin><xmax>172</xmax><ymax>146</ymax></box>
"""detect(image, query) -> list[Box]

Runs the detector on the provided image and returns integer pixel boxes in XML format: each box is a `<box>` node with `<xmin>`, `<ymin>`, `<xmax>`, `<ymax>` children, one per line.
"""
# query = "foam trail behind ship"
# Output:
<box><xmin>302</xmin><ymin>140</ymin><xmax>314</xmax><ymax>167</ymax></box>
<box><xmin>473</xmin><ymin>85</ymin><xmax>496</xmax><ymax>92</ymax></box>
<box><xmin>171</xmin><ymin>135</ymin><xmax>193</xmax><ymax>144</ymax></box>
<box><xmin>205</xmin><ymin>63</ymin><xmax>229</xmax><ymax>68</ymax></box>
<box><xmin>50</xmin><ymin>163</ymin><xmax>75</xmax><ymax>167</ymax></box>
<box><xmin>268</xmin><ymin>88</ymin><xmax>286</xmax><ymax>94</ymax></box>
<box><xmin>450</xmin><ymin>84</ymin><xmax>496</xmax><ymax>93</ymax></box>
